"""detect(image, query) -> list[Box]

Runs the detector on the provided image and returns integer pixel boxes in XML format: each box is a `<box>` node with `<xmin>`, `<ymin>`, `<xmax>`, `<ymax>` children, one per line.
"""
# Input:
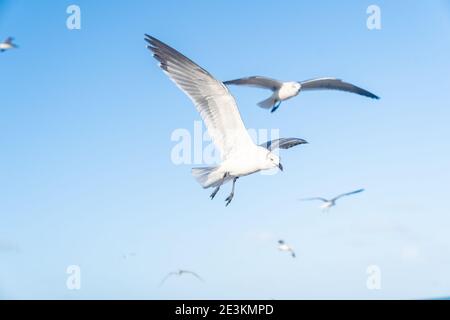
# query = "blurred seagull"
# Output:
<box><xmin>0</xmin><ymin>37</ymin><xmax>18</xmax><ymax>52</ymax></box>
<box><xmin>159</xmin><ymin>270</ymin><xmax>204</xmax><ymax>287</ymax></box>
<box><xmin>300</xmin><ymin>188</ymin><xmax>365</xmax><ymax>212</ymax></box>
<box><xmin>224</xmin><ymin>76</ymin><xmax>379</xmax><ymax>113</ymax></box>
<box><xmin>121</xmin><ymin>252</ymin><xmax>137</xmax><ymax>260</ymax></box>
<box><xmin>145</xmin><ymin>35</ymin><xmax>308</xmax><ymax>206</ymax></box>
<box><xmin>278</xmin><ymin>240</ymin><xmax>296</xmax><ymax>258</ymax></box>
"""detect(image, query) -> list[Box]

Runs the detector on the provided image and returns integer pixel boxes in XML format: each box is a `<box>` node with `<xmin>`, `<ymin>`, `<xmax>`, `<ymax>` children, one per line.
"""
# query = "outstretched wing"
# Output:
<box><xmin>224</xmin><ymin>76</ymin><xmax>283</xmax><ymax>91</ymax></box>
<box><xmin>300</xmin><ymin>197</ymin><xmax>328</xmax><ymax>202</ymax></box>
<box><xmin>181</xmin><ymin>270</ymin><xmax>204</xmax><ymax>282</ymax></box>
<box><xmin>333</xmin><ymin>189</ymin><xmax>365</xmax><ymax>201</ymax></box>
<box><xmin>299</xmin><ymin>78</ymin><xmax>379</xmax><ymax>99</ymax></box>
<box><xmin>158</xmin><ymin>272</ymin><xmax>177</xmax><ymax>287</ymax></box>
<box><xmin>145</xmin><ymin>35</ymin><xmax>255</xmax><ymax>159</ymax></box>
<box><xmin>4</xmin><ymin>37</ymin><xmax>13</xmax><ymax>44</ymax></box>
<box><xmin>260</xmin><ymin>138</ymin><xmax>308</xmax><ymax>151</ymax></box>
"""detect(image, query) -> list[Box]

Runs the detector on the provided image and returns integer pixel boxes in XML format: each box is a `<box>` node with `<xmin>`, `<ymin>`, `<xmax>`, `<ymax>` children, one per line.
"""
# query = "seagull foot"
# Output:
<box><xmin>225</xmin><ymin>193</ymin><xmax>234</xmax><ymax>207</ymax></box>
<box><xmin>210</xmin><ymin>186</ymin><xmax>220</xmax><ymax>200</ymax></box>
<box><xmin>271</xmin><ymin>101</ymin><xmax>281</xmax><ymax>113</ymax></box>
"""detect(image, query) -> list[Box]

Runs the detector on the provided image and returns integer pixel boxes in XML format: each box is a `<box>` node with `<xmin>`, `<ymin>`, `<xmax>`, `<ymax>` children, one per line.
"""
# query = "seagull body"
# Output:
<box><xmin>301</xmin><ymin>189</ymin><xmax>365</xmax><ymax>212</ymax></box>
<box><xmin>0</xmin><ymin>37</ymin><xmax>18</xmax><ymax>52</ymax></box>
<box><xmin>278</xmin><ymin>240</ymin><xmax>296</xmax><ymax>258</ymax></box>
<box><xmin>159</xmin><ymin>269</ymin><xmax>204</xmax><ymax>287</ymax></box>
<box><xmin>224</xmin><ymin>76</ymin><xmax>379</xmax><ymax>113</ymax></box>
<box><xmin>145</xmin><ymin>35</ymin><xmax>307</xmax><ymax>206</ymax></box>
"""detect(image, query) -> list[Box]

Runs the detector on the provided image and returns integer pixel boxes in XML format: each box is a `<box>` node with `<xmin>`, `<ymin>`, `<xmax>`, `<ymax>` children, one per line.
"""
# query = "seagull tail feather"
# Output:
<box><xmin>257</xmin><ymin>97</ymin><xmax>277</xmax><ymax>109</ymax></box>
<box><xmin>192</xmin><ymin>166</ymin><xmax>224</xmax><ymax>189</ymax></box>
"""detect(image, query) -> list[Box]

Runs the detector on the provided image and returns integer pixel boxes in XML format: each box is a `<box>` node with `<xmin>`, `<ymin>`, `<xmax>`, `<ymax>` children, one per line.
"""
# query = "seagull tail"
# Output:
<box><xmin>257</xmin><ymin>97</ymin><xmax>277</xmax><ymax>109</ymax></box>
<box><xmin>192</xmin><ymin>166</ymin><xmax>224</xmax><ymax>189</ymax></box>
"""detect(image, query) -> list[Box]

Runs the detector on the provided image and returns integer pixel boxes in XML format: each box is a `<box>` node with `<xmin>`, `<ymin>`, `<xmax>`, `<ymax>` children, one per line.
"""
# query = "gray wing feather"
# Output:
<box><xmin>332</xmin><ymin>189</ymin><xmax>365</xmax><ymax>201</ymax></box>
<box><xmin>224</xmin><ymin>76</ymin><xmax>283</xmax><ymax>91</ymax></box>
<box><xmin>260</xmin><ymin>138</ymin><xmax>308</xmax><ymax>151</ymax></box>
<box><xmin>145</xmin><ymin>35</ymin><xmax>254</xmax><ymax>158</ymax></box>
<box><xmin>181</xmin><ymin>270</ymin><xmax>204</xmax><ymax>282</ymax></box>
<box><xmin>300</xmin><ymin>78</ymin><xmax>379</xmax><ymax>99</ymax></box>
<box><xmin>158</xmin><ymin>272</ymin><xmax>177</xmax><ymax>287</ymax></box>
<box><xmin>300</xmin><ymin>197</ymin><xmax>329</xmax><ymax>202</ymax></box>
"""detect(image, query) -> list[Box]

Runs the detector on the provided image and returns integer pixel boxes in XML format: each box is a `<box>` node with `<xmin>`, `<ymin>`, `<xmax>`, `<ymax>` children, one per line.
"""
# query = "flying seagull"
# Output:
<box><xmin>300</xmin><ymin>188</ymin><xmax>365</xmax><ymax>211</ymax></box>
<box><xmin>159</xmin><ymin>269</ymin><xmax>204</xmax><ymax>287</ymax></box>
<box><xmin>145</xmin><ymin>35</ymin><xmax>308</xmax><ymax>206</ymax></box>
<box><xmin>121</xmin><ymin>252</ymin><xmax>137</xmax><ymax>260</ymax></box>
<box><xmin>224</xmin><ymin>76</ymin><xmax>379</xmax><ymax>113</ymax></box>
<box><xmin>278</xmin><ymin>240</ymin><xmax>296</xmax><ymax>258</ymax></box>
<box><xmin>0</xmin><ymin>37</ymin><xmax>18</xmax><ymax>52</ymax></box>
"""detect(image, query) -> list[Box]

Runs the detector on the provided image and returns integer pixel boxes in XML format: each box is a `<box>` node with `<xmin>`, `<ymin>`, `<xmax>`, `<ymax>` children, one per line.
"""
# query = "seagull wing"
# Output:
<box><xmin>181</xmin><ymin>270</ymin><xmax>204</xmax><ymax>282</ymax></box>
<box><xmin>332</xmin><ymin>189</ymin><xmax>365</xmax><ymax>201</ymax></box>
<box><xmin>299</xmin><ymin>78</ymin><xmax>379</xmax><ymax>99</ymax></box>
<box><xmin>158</xmin><ymin>272</ymin><xmax>178</xmax><ymax>287</ymax></box>
<box><xmin>4</xmin><ymin>37</ymin><xmax>13</xmax><ymax>44</ymax></box>
<box><xmin>260</xmin><ymin>138</ymin><xmax>308</xmax><ymax>151</ymax></box>
<box><xmin>224</xmin><ymin>76</ymin><xmax>283</xmax><ymax>91</ymax></box>
<box><xmin>300</xmin><ymin>197</ymin><xmax>328</xmax><ymax>202</ymax></box>
<box><xmin>145</xmin><ymin>35</ymin><xmax>255</xmax><ymax>159</ymax></box>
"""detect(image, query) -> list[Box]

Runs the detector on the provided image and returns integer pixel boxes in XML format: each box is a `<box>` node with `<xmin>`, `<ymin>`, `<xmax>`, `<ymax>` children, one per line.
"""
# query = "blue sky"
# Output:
<box><xmin>0</xmin><ymin>0</ymin><xmax>450</xmax><ymax>299</ymax></box>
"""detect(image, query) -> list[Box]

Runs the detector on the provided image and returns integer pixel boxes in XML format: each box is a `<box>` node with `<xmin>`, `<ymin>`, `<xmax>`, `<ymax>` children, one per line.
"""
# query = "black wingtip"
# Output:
<box><xmin>299</xmin><ymin>139</ymin><xmax>309</xmax><ymax>145</ymax></box>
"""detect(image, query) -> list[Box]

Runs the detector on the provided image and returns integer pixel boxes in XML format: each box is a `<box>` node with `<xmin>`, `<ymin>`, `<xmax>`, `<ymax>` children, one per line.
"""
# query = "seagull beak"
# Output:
<box><xmin>278</xmin><ymin>163</ymin><xmax>284</xmax><ymax>171</ymax></box>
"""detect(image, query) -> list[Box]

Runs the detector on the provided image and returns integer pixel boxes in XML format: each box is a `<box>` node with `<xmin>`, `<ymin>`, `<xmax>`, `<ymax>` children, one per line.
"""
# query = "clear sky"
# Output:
<box><xmin>0</xmin><ymin>0</ymin><xmax>450</xmax><ymax>299</ymax></box>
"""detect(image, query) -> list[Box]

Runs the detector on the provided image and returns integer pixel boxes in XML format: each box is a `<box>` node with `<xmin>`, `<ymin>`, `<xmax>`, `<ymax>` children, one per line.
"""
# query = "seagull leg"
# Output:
<box><xmin>210</xmin><ymin>186</ymin><xmax>220</xmax><ymax>200</ymax></box>
<box><xmin>271</xmin><ymin>101</ymin><xmax>282</xmax><ymax>113</ymax></box>
<box><xmin>210</xmin><ymin>173</ymin><xmax>228</xmax><ymax>200</ymax></box>
<box><xmin>225</xmin><ymin>177</ymin><xmax>238</xmax><ymax>206</ymax></box>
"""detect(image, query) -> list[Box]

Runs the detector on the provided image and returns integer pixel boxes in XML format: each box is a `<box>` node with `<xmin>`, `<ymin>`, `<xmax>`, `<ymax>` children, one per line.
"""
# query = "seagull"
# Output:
<box><xmin>159</xmin><ymin>269</ymin><xmax>204</xmax><ymax>287</ymax></box>
<box><xmin>0</xmin><ymin>37</ymin><xmax>18</xmax><ymax>52</ymax></box>
<box><xmin>300</xmin><ymin>188</ymin><xmax>365</xmax><ymax>211</ymax></box>
<box><xmin>145</xmin><ymin>35</ymin><xmax>308</xmax><ymax>206</ymax></box>
<box><xmin>121</xmin><ymin>252</ymin><xmax>137</xmax><ymax>260</ymax></box>
<box><xmin>278</xmin><ymin>240</ymin><xmax>296</xmax><ymax>258</ymax></box>
<box><xmin>224</xmin><ymin>76</ymin><xmax>379</xmax><ymax>113</ymax></box>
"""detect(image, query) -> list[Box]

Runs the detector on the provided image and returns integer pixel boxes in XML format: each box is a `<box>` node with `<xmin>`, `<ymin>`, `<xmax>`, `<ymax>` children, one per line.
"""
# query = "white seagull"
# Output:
<box><xmin>278</xmin><ymin>240</ymin><xmax>296</xmax><ymax>258</ymax></box>
<box><xmin>300</xmin><ymin>188</ymin><xmax>365</xmax><ymax>212</ymax></box>
<box><xmin>159</xmin><ymin>269</ymin><xmax>204</xmax><ymax>287</ymax></box>
<box><xmin>145</xmin><ymin>35</ymin><xmax>308</xmax><ymax>206</ymax></box>
<box><xmin>0</xmin><ymin>37</ymin><xmax>18</xmax><ymax>53</ymax></box>
<box><xmin>224</xmin><ymin>76</ymin><xmax>379</xmax><ymax>113</ymax></box>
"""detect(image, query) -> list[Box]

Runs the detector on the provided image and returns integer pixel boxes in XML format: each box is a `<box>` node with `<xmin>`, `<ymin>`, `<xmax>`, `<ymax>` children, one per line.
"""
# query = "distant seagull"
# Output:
<box><xmin>121</xmin><ymin>252</ymin><xmax>137</xmax><ymax>260</ymax></box>
<box><xmin>0</xmin><ymin>37</ymin><xmax>18</xmax><ymax>52</ymax></box>
<box><xmin>159</xmin><ymin>270</ymin><xmax>204</xmax><ymax>287</ymax></box>
<box><xmin>278</xmin><ymin>240</ymin><xmax>296</xmax><ymax>258</ymax></box>
<box><xmin>300</xmin><ymin>188</ymin><xmax>365</xmax><ymax>211</ymax></box>
<box><xmin>145</xmin><ymin>35</ymin><xmax>308</xmax><ymax>206</ymax></box>
<box><xmin>224</xmin><ymin>76</ymin><xmax>379</xmax><ymax>113</ymax></box>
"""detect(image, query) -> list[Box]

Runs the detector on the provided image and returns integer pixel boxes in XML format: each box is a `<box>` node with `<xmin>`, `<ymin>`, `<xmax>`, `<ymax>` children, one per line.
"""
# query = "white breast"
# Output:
<box><xmin>0</xmin><ymin>43</ymin><xmax>12</xmax><ymax>50</ymax></box>
<box><xmin>277</xmin><ymin>82</ymin><xmax>300</xmax><ymax>101</ymax></box>
<box><xmin>320</xmin><ymin>202</ymin><xmax>333</xmax><ymax>209</ymax></box>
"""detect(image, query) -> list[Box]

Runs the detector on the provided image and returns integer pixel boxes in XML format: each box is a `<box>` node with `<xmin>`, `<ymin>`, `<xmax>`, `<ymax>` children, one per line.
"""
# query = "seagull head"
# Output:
<box><xmin>267</xmin><ymin>151</ymin><xmax>283</xmax><ymax>171</ymax></box>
